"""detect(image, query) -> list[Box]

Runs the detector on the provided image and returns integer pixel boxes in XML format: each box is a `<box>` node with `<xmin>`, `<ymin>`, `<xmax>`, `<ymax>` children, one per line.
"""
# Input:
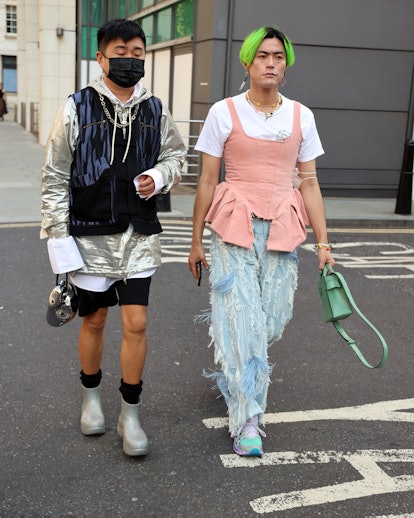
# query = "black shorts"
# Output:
<box><xmin>77</xmin><ymin>277</ymin><xmax>152</xmax><ymax>317</ymax></box>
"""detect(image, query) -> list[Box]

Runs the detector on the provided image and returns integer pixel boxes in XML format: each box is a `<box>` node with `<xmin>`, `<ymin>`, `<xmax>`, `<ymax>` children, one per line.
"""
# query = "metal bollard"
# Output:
<box><xmin>395</xmin><ymin>138</ymin><xmax>414</xmax><ymax>215</ymax></box>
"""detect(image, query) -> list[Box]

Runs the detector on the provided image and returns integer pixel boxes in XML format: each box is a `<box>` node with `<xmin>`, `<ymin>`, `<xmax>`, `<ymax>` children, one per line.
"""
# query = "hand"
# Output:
<box><xmin>317</xmin><ymin>248</ymin><xmax>335</xmax><ymax>271</ymax></box>
<box><xmin>188</xmin><ymin>244</ymin><xmax>209</xmax><ymax>282</ymax></box>
<box><xmin>136</xmin><ymin>174</ymin><xmax>155</xmax><ymax>198</ymax></box>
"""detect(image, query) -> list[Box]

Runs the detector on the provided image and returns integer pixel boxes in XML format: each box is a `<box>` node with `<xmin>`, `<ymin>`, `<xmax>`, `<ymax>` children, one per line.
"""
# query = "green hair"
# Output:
<box><xmin>239</xmin><ymin>26</ymin><xmax>295</xmax><ymax>67</ymax></box>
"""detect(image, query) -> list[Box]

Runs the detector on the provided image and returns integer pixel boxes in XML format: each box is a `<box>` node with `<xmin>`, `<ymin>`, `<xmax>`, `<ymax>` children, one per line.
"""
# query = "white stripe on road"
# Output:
<box><xmin>220</xmin><ymin>448</ymin><xmax>414</xmax><ymax>468</ymax></box>
<box><xmin>202</xmin><ymin>398</ymin><xmax>414</xmax><ymax>430</ymax></box>
<box><xmin>366</xmin><ymin>274</ymin><xmax>414</xmax><ymax>279</ymax></box>
<box><xmin>218</xmin><ymin>450</ymin><xmax>414</xmax><ymax>514</ymax></box>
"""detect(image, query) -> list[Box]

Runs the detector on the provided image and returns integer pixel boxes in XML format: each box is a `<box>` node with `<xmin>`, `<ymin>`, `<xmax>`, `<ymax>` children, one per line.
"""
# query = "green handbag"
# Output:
<box><xmin>318</xmin><ymin>264</ymin><xmax>388</xmax><ymax>368</ymax></box>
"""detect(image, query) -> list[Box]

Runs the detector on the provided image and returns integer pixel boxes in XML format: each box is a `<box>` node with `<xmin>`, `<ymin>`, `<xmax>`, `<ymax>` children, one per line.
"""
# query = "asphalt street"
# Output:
<box><xmin>1</xmin><ymin>220</ymin><xmax>414</xmax><ymax>517</ymax></box>
<box><xmin>1</xmin><ymin>119</ymin><xmax>414</xmax><ymax>516</ymax></box>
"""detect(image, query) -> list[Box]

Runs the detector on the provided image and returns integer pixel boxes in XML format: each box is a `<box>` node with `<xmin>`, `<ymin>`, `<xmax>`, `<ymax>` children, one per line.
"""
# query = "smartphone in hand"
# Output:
<box><xmin>196</xmin><ymin>261</ymin><xmax>202</xmax><ymax>286</ymax></box>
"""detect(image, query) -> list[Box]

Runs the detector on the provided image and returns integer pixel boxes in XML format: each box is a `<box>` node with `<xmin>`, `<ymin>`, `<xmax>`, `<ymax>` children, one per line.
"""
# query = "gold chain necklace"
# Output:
<box><xmin>245</xmin><ymin>91</ymin><xmax>282</xmax><ymax>120</ymax></box>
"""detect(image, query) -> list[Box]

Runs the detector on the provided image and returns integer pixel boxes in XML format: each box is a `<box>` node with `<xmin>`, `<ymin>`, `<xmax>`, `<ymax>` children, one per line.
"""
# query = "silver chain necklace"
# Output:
<box><xmin>99</xmin><ymin>93</ymin><xmax>139</xmax><ymax>131</ymax></box>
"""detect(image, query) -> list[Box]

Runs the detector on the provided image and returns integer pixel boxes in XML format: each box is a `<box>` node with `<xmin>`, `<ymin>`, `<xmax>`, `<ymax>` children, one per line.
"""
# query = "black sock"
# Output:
<box><xmin>80</xmin><ymin>369</ymin><xmax>102</xmax><ymax>388</ymax></box>
<box><xmin>119</xmin><ymin>379</ymin><xmax>143</xmax><ymax>405</ymax></box>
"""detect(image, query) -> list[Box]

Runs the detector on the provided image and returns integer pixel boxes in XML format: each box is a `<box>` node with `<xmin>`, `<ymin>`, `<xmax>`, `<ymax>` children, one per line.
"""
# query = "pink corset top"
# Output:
<box><xmin>205</xmin><ymin>97</ymin><xmax>309</xmax><ymax>251</ymax></box>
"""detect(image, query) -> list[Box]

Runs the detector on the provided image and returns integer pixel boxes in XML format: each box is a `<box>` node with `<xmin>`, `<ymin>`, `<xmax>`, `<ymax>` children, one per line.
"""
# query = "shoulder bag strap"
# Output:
<box><xmin>330</xmin><ymin>268</ymin><xmax>388</xmax><ymax>368</ymax></box>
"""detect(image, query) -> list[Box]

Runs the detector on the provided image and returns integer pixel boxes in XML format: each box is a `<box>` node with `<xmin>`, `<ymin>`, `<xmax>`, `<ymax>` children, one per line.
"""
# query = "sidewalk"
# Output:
<box><xmin>1</xmin><ymin>119</ymin><xmax>413</xmax><ymax>227</ymax></box>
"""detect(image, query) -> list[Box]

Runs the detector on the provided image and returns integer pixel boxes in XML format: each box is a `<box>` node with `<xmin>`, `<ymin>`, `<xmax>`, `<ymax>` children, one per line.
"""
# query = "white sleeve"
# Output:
<box><xmin>194</xmin><ymin>100</ymin><xmax>232</xmax><ymax>157</ymax></box>
<box><xmin>298</xmin><ymin>105</ymin><xmax>324</xmax><ymax>163</ymax></box>
<box><xmin>47</xmin><ymin>236</ymin><xmax>85</xmax><ymax>274</ymax></box>
<box><xmin>133</xmin><ymin>168</ymin><xmax>164</xmax><ymax>200</ymax></box>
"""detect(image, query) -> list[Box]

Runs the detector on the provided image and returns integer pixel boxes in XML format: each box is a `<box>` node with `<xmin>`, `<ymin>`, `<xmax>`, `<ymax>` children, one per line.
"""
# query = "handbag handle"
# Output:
<box><xmin>322</xmin><ymin>265</ymin><xmax>388</xmax><ymax>369</ymax></box>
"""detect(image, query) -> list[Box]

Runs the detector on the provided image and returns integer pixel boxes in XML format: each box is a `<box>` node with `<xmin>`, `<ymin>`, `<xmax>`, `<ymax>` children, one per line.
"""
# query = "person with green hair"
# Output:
<box><xmin>189</xmin><ymin>26</ymin><xmax>334</xmax><ymax>457</ymax></box>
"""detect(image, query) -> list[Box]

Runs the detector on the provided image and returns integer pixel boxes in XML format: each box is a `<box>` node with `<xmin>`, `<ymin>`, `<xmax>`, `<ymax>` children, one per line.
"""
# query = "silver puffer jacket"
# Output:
<box><xmin>40</xmin><ymin>78</ymin><xmax>186</xmax><ymax>278</ymax></box>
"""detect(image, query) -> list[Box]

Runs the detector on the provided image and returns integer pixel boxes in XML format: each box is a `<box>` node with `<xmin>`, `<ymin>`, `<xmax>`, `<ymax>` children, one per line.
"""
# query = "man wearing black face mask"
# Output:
<box><xmin>40</xmin><ymin>19</ymin><xmax>186</xmax><ymax>457</ymax></box>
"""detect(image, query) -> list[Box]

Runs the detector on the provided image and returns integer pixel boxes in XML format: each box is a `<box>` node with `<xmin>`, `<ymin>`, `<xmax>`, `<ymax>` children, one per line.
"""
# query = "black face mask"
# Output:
<box><xmin>106</xmin><ymin>57</ymin><xmax>145</xmax><ymax>88</ymax></box>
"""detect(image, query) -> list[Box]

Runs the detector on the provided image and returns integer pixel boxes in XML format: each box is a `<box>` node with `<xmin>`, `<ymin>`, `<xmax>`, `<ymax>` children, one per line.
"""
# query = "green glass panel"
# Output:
<box><xmin>90</xmin><ymin>0</ymin><xmax>104</xmax><ymax>25</ymax></box>
<box><xmin>127</xmin><ymin>0</ymin><xmax>142</xmax><ymax>17</ymax></box>
<box><xmin>82</xmin><ymin>1</ymin><xmax>88</xmax><ymax>24</ymax></box>
<box><xmin>174</xmin><ymin>0</ymin><xmax>194</xmax><ymax>38</ymax></box>
<box><xmin>155</xmin><ymin>7</ymin><xmax>172</xmax><ymax>43</ymax></box>
<box><xmin>81</xmin><ymin>26</ymin><xmax>88</xmax><ymax>59</ymax></box>
<box><xmin>90</xmin><ymin>27</ymin><xmax>99</xmax><ymax>58</ymax></box>
<box><xmin>108</xmin><ymin>0</ymin><xmax>127</xmax><ymax>19</ymax></box>
<box><xmin>142</xmin><ymin>0</ymin><xmax>154</xmax><ymax>7</ymax></box>
<box><xmin>140</xmin><ymin>15</ymin><xmax>153</xmax><ymax>46</ymax></box>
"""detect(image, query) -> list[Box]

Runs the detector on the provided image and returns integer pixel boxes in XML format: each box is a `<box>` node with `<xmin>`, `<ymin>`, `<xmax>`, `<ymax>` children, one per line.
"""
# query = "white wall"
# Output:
<box><xmin>152</xmin><ymin>48</ymin><xmax>170</xmax><ymax>106</ymax></box>
<box><xmin>38</xmin><ymin>0</ymin><xmax>76</xmax><ymax>144</ymax></box>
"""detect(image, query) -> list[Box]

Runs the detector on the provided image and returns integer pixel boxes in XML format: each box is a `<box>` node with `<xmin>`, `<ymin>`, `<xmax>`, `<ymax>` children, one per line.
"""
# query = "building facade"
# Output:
<box><xmin>0</xmin><ymin>0</ymin><xmax>18</xmax><ymax>113</ymax></box>
<box><xmin>4</xmin><ymin>0</ymin><xmax>414</xmax><ymax>197</ymax></box>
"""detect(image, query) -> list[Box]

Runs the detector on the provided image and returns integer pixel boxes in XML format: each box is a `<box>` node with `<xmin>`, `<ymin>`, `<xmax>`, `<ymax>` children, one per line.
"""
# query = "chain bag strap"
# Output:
<box><xmin>318</xmin><ymin>264</ymin><xmax>388</xmax><ymax>369</ymax></box>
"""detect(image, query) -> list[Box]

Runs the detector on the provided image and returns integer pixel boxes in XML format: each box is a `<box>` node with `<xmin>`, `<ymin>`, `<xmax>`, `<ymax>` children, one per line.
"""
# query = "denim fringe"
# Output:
<box><xmin>240</xmin><ymin>355</ymin><xmax>273</xmax><ymax>400</ymax></box>
<box><xmin>203</xmin><ymin>369</ymin><xmax>231</xmax><ymax>403</ymax></box>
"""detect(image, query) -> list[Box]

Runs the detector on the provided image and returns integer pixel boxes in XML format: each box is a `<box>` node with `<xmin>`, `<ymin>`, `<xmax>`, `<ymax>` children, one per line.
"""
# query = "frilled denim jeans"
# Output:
<box><xmin>206</xmin><ymin>218</ymin><xmax>298</xmax><ymax>436</ymax></box>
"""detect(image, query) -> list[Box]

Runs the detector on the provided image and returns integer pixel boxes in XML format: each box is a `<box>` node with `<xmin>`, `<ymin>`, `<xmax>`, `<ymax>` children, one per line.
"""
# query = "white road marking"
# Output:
<box><xmin>324</xmin><ymin>228</ymin><xmax>414</xmax><ymax>234</ymax></box>
<box><xmin>249</xmin><ymin>449</ymin><xmax>414</xmax><ymax>513</ymax></box>
<box><xmin>367</xmin><ymin>275</ymin><xmax>414</xmax><ymax>279</ymax></box>
<box><xmin>202</xmin><ymin>400</ymin><xmax>414</xmax><ymax>513</ymax></box>
<box><xmin>220</xmin><ymin>448</ymin><xmax>414</xmax><ymax>468</ymax></box>
<box><xmin>202</xmin><ymin>398</ymin><xmax>414</xmax><ymax>430</ymax></box>
<box><xmin>301</xmin><ymin>241</ymin><xmax>414</xmax><ymax>252</ymax></box>
<box><xmin>302</xmin><ymin>241</ymin><xmax>414</xmax><ymax>278</ymax></box>
<box><xmin>158</xmin><ymin>226</ymin><xmax>414</xmax><ymax>279</ymax></box>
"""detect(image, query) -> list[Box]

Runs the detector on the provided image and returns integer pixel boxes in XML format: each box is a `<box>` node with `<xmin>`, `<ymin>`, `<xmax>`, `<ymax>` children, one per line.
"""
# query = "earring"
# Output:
<box><xmin>239</xmin><ymin>69</ymin><xmax>249</xmax><ymax>91</ymax></box>
<box><xmin>279</xmin><ymin>76</ymin><xmax>286</xmax><ymax>88</ymax></box>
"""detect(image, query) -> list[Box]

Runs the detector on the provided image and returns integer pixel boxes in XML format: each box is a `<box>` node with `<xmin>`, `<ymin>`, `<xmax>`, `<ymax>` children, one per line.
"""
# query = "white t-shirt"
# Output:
<box><xmin>195</xmin><ymin>93</ymin><xmax>324</xmax><ymax>163</ymax></box>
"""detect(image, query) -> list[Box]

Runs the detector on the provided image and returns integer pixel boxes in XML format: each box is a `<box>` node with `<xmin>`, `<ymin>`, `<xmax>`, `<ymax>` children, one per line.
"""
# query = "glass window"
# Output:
<box><xmin>81</xmin><ymin>27</ymin><xmax>89</xmax><ymax>59</ymax></box>
<box><xmin>82</xmin><ymin>2</ymin><xmax>88</xmax><ymax>23</ymax></box>
<box><xmin>174</xmin><ymin>0</ymin><xmax>194</xmax><ymax>39</ymax></box>
<box><xmin>90</xmin><ymin>0</ymin><xmax>105</xmax><ymax>25</ymax></box>
<box><xmin>81</xmin><ymin>27</ymin><xmax>99</xmax><ymax>60</ymax></box>
<box><xmin>6</xmin><ymin>5</ymin><xmax>17</xmax><ymax>34</ymax></box>
<box><xmin>109</xmin><ymin>0</ymin><xmax>127</xmax><ymax>19</ymax></box>
<box><xmin>142</xmin><ymin>0</ymin><xmax>154</xmax><ymax>7</ymax></box>
<box><xmin>140</xmin><ymin>15</ymin><xmax>154</xmax><ymax>46</ymax></box>
<box><xmin>89</xmin><ymin>27</ymin><xmax>99</xmax><ymax>58</ymax></box>
<box><xmin>3</xmin><ymin>55</ymin><xmax>17</xmax><ymax>92</ymax></box>
<box><xmin>127</xmin><ymin>0</ymin><xmax>142</xmax><ymax>17</ymax></box>
<box><xmin>155</xmin><ymin>7</ymin><xmax>172</xmax><ymax>43</ymax></box>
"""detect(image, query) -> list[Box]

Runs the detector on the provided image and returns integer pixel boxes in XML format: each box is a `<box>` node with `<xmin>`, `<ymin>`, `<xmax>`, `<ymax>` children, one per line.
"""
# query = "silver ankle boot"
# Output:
<box><xmin>80</xmin><ymin>386</ymin><xmax>105</xmax><ymax>435</ymax></box>
<box><xmin>117</xmin><ymin>398</ymin><xmax>149</xmax><ymax>456</ymax></box>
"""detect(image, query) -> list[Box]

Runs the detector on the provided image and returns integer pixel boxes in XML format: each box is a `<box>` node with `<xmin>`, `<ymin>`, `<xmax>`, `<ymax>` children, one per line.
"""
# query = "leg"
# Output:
<box><xmin>209</xmin><ymin>230</ymin><xmax>270</xmax><ymax>437</ymax></box>
<box><xmin>78</xmin><ymin>307</ymin><xmax>108</xmax><ymax>436</ymax></box>
<box><xmin>120</xmin><ymin>304</ymin><xmax>147</xmax><ymax>384</ymax></box>
<box><xmin>78</xmin><ymin>307</ymin><xmax>108</xmax><ymax>374</ymax></box>
<box><xmin>116</xmin><ymin>305</ymin><xmax>149</xmax><ymax>456</ymax></box>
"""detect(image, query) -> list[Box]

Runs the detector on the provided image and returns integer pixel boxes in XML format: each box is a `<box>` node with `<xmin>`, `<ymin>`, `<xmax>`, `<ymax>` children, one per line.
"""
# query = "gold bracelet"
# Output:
<box><xmin>315</xmin><ymin>243</ymin><xmax>332</xmax><ymax>251</ymax></box>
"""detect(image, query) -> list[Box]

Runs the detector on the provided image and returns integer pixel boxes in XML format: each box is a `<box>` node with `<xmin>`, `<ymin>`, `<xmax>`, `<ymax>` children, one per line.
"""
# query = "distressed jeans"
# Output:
<box><xmin>207</xmin><ymin>218</ymin><xmax>298</xmax><ymax>436</ymax></box>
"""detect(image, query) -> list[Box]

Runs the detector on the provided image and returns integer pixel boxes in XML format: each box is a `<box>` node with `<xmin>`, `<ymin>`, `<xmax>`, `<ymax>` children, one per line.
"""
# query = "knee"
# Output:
<box><xmin>83</xmin><ymin>307</ymin><xmax>108</xmax><ymax>334</ymax></box>
<box><xmin>122</xmin><ymin>307</ymin><xmax>147</xmax><ymax>336</ymax></box>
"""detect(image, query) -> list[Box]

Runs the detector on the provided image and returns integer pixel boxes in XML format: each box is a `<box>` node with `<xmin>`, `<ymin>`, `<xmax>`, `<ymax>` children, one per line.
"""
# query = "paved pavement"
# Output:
<box><xmin>1</xmin><ymin>118</ymin><xmax>413</xmax><ymax>227</ymax></box>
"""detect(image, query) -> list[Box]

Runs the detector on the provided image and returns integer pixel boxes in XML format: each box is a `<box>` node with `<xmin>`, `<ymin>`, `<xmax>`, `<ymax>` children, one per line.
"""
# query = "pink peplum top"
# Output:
<box><xmin>205</xmin><ymin>97</ymin><xmax>309</xmax><ymax>252</ymax></box>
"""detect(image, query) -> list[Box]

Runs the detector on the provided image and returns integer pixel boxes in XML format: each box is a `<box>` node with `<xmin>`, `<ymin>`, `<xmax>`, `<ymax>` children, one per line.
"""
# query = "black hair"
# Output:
<box><xmin>97</xmin><ymin>19</ymin><xmax>146</xmax><ymax>52</ymax></box>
